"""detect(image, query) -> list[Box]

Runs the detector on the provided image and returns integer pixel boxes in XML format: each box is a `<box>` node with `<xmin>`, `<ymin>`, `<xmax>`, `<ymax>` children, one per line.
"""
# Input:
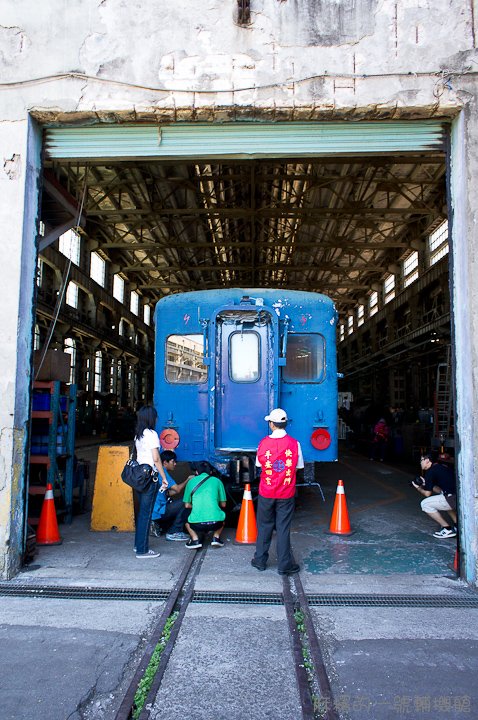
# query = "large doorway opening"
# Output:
<box><xmin>29</xmin><ymin>119</ymin><xmax>457</xmax><ymax>579</ymax></box>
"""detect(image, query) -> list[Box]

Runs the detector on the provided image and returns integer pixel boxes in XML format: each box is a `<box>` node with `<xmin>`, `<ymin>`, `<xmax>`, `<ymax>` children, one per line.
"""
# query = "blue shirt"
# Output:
<box><xmin>151</xmin><ymin>469</ymin><xmax>175</xmax><ymax>520</ymax></box>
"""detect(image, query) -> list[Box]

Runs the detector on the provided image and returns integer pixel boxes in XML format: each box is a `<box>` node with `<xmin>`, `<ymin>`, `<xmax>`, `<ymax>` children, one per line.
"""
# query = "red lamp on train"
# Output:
<box><xmin>160</xmin><ymin>428</ymin><xmax>180</xmax><ymax>450</ymax></box>
<box><xmin>310</xmin><ymin>428</ymin><xmax>331</xmax><ymax>451</ymax></box>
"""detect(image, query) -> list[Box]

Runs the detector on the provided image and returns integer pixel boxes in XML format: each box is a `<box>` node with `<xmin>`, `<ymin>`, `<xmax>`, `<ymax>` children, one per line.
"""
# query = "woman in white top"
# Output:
<box><xmin>134</xmin><ymin>405</ymin><xmax>168</xmax><ymax>558</ymax></box>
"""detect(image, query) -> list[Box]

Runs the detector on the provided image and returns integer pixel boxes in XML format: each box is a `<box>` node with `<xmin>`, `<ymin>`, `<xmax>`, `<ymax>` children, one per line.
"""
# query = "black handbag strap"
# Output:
<box><xmin>190</xmin><ymin>474</ymin><xmax>211</xmax><ymax>498</ymax></box>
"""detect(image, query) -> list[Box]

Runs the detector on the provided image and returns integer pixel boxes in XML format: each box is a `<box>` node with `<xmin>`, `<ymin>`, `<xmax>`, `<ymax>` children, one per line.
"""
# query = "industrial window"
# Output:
<box><xmin>283</xmin><ymin>334</ymin><xmax>325</xmax><ymax>383</ymax></box>
<box><xmin>109</xmin><ymin>359</ymin><xmax>117</xmax><ymax>394</ymax></box>
<box><xmin>130</xmin><ymin>290</ymin><xmax>139</xmax><ymax>316</ymax></box>
<box><xmin>166</xmin><ymin>334</ymin><xmax>207</xmax><ymax>384</ymax></box>
<box><xmin>85</xmin><ymin>357</ymin><xmax>91</xmax><ymax>392</ymax></box>
<box><xmin>127</xmin><ymin>366</ymin><xmax>133</xmax><ymax>405</ymax></box>
<box><xmin>119</xmin><ymin>318</ymin><xmax>125</xmax><ymax>336</ymax></box>
<box><xmin>117</xmin><ymin>360</ymin><xmax>122</xmax><ymax>393</ymax></box>
<box><xmin>139</xmin><ymin>371</ymin><xmax>147</xmax><ymax>403</ymax></box>
<box><xmin>90</xmin><ymin>252</ymin><xmax>106</xmax><ymax>287</ymax></box>
<box><xmin>230</xmin><ymin>332</ymin><xmax>260</xmax><ymax>382</ymax></box>
<box><xmin>384</xmin><ymin>274</ymin><xmax>396</xmax><ymax>304</ymax></box>
<box><xmin>64</xmin><ymin>338</ymin><xmax>76</xmax><ymax>383</ymax></box>
<box><xmin>94</xmin><ymin>350</ymin><xmax>102</xmax><ymax>392</ymax></box>
<box><xmin>65</xmin><ymin>281</ymin><xmax>78</xmax><ymax>308</ymax></box>
<box><xmin>59</xmin><ymin>229</ymin><xmax>81</xmax><ymax>266</ymax></box>
<box><xmin>339</xmin><ymin>323</ymin><xmax>345</xmax><ymax>342</ymax></box>
<box><xmin>34</xmin><ymin>324</ymin><xmax>41</xmax><ymax>351</ymax></box>
<box><xmin>113</xmin><ymin>274</ymin><xmax>125</xmax><ymax>303</ymax></box>
<box><xmin>357</xmin><ymin>304</ymin><xmax>364</xmax><ymax>327</ymax></box>
<box><xmin>36</xmin><ymin>258</ymin><xmax>43</xmax><ymax>288</ymax></box>
<box><xmin>369</xmin><ymin>291</ymin><xmax>379</xmax><ymax>317</ymax></box>
<box><xmin>428</xmin><ymin>220</ymin><xmax>449</xmax><ymax>266</ymax></box>
<box><xmin>144</xmin><ymin>305</ymin><xmax>151</xmax><ymax>325</ymax></box>
<box><xmin>347</xmin><ymin>315</ymin><xmax>354</xmax><ymax>336</ymax></box>
<box><xmin>403</xmin><ymin>251</ymin><xmax>419</xmax><ymax>288</ymax></box>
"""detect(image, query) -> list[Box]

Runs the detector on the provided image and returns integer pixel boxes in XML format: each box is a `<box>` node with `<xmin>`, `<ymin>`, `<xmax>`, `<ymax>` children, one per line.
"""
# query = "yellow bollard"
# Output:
<box><xmin>90</xmin><ymin>446</ymin><xmax>135</xmax><ymax>531</ymax></box>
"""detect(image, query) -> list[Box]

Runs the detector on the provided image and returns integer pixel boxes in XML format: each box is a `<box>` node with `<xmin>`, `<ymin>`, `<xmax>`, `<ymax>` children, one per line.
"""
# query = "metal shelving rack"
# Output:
<box><xmin>29</xmin><ymin>380</ymin><xmax>77</xmax><ymax>524</ymax></box>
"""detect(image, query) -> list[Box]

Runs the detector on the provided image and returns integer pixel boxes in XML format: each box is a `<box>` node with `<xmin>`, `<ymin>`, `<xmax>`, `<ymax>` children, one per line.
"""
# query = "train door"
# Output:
<box><xmin>213</xmin><ymin>307</ymin><xmax>275</xmax><ymax>452</ymax></box>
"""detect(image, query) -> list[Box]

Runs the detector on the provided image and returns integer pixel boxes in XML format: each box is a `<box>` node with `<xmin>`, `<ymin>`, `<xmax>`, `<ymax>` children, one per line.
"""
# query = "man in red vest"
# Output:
<box><xmin>251</xmin><ymin>408</ymin><xmax>304</xmax><ymax>575</ymax></box>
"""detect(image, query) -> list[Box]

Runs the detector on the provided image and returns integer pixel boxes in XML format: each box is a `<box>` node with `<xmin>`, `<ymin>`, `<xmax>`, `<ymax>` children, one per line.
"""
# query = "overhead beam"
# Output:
<box><xmin>85</xmin><ymin>206</ymin><xmax>438</xmax><ymax>217</ymax></box>
<box><xmin>43</xmin><ymin>170</ymin><xmax>87</xmax><ymax>227</ymax></box>
<box><xmin>39</xmin><ymin>219</ymin><xmax>79</xmax><ymax>251</ymax></box>
<box><xmin>43</xmin><ymin>153</ymin><xmax>447</xmax><ymax>314</ymax></box>
<box><xmin>122</xmin><ymin>262</ymin><xmax>386</xmax><ymax>273</ymax></box>
<box><xmin>99</xmin><ymin>238</ymin><xmax>411</xmax><ymax>251</ymax></box>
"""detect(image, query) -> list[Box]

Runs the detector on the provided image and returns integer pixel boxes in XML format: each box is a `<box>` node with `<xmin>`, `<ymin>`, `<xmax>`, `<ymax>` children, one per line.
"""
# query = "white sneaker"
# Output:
<box><xmin>136</xmin><ymin>549</ymin><xmax>161</xmax><ymax>558</ymax></box>
<box><xmin>166</xmin><ymin>532</ymin><xmax>189</xmax><ymax>541</ymax></box>
<box><xmin>433</xmin><ymin>527</ymin><xmax>456</xmax><ymax>539</ymax></box>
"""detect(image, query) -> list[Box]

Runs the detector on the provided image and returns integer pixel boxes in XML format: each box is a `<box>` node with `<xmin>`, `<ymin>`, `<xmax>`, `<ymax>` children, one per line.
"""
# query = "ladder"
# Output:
<box><xmin>434</xmin><ymin>345</ymin><xmax>454</xmax><ymax>448</ymax></box>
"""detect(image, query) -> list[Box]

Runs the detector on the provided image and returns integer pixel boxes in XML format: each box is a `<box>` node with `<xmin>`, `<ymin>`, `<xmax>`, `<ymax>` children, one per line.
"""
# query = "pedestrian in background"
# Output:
<box><xmin>133</xmin><ymin>405</ymin><xmax>168</xmax><ymax>558</ymax></box>
<box><xmin>370</xmin><ymin>417</ymin><xmax>389</xmax><ymax>462</ymax></box>
<box><xmin>251</xmin><ymin>408</ymin><xmax>304</xmax><ymax>575</ymax></box>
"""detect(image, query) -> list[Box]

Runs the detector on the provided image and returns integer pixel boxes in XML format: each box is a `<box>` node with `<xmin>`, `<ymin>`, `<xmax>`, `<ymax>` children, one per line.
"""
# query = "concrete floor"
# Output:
<box><xmin>1</xmin><ymin>448</ymin><xmax>476</xmax><ymax>719</ymax></box>
<box><xmin>294</xmin><ymin>452</ymin><xmax>459</xmax><ymax>580</ymax></box>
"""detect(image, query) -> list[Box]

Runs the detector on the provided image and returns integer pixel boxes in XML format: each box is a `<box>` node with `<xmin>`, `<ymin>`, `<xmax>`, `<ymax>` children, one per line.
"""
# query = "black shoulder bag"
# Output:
<box><xmin>121</xmin><ymin>444</ymin><xmax>157</xmax><ymax>493</ymax></box>
<box><xmin>189</xmin><ymin>474</ymin><xmax>211</xmax><ymax>498</ymax></box>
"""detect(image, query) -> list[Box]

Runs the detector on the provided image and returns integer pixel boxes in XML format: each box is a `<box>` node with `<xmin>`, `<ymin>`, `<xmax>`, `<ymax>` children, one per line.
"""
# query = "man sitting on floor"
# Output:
<box><xmin>150</xmin><ymin>450</ymin><xmax>190</xmax><ymax>541</ymax></box>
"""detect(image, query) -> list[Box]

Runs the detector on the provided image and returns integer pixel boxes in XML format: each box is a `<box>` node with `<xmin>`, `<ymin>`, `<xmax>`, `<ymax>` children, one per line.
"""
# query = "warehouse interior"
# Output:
<box><xmin>30</xmin><ymin>125</ymin><xmax>453</xmax><ymax>563</ymax></box>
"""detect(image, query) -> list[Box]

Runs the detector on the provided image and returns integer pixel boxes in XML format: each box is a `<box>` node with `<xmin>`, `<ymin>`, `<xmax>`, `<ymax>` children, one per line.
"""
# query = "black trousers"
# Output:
<box><xmin>156</xmin><ymin>498</ymin><xmax>190</xmax><ymax>533</ymax></box>
<box><xmin>253</xmin><ymin>495</ymin><xmax>295</xmax><ymax>572</ymax></box>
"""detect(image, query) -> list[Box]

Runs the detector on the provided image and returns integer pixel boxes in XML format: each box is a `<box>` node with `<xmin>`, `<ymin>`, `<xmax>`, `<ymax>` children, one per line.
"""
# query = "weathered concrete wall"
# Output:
<box><xmin>0</xmin><ymin>0</ymin><xmax>477</xmax><ymax>579</ymax></box>
<box><xmin>0</xmin><ymin>119</ymin><xmax>40</xmax><ymax>578</ymax></box>
<box><xmin>0</xmin><ymin>0</ymin><xmax>475</xmax><ymax>120</ymax></box>
<box><xmin>449</xmin><ymin>95</ymin><xmax>478</xmax><ymax>584</ymax></box>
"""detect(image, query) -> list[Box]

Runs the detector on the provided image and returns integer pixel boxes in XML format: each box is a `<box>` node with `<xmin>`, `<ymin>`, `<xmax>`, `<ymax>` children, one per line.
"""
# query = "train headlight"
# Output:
<box><xmin>160</xmin><ymin>428</ymin><xmax>180</xmax><ymax>450</ymax></box>
<box><xmin>310</xmin><ymin>428</ymin><xmax>331</xmax><ymax>450</ymax></box>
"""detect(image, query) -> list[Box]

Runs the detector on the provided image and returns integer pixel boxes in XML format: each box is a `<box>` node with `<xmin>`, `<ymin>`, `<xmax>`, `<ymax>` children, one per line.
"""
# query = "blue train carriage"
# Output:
<box><xmin>154</xmin><ymin>288</ymin><xmax>338</xmax><ymax>485</ymax></box>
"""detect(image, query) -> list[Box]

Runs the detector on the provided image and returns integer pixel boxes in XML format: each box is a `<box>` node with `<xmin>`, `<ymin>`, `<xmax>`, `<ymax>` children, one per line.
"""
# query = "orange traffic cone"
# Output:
<box><xmin>328</xmin><ymin>479</ymin><xmax>353</xmax><ymax>535</ymax></box>
<box><xmin>36</xmin><ymin>483</ymin><xmax>62</xmax><ymax>545</ymax></box>
<box><xmin>235</xmin><ymin>483</ymin><xmax>258</xmax><ymax>544</ymax></box>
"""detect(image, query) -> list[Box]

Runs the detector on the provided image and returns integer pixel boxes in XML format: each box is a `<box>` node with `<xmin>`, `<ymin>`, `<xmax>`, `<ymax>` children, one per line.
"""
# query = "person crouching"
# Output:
<box><xmin>183</xmin><ymin>462</ymin><xmax>227</xmax><ymax>549</ymax></box>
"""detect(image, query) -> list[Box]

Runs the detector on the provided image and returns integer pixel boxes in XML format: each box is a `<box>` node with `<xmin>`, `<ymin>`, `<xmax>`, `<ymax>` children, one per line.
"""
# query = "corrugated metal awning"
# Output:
<box><xmin>44</xmin><ymin>121</ymin><xmax>447</xmax><ymax>160</ymax></box>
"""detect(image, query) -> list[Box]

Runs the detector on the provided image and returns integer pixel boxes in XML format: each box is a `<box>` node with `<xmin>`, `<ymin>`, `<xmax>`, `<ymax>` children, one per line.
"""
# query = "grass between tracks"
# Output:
<box><xmin>132</xmin><ymin>611</ymin><xmax>179</xmax><ymax>719</ymax></box>
<box><xmin>132</xmin><ymin>608</ymin><xmax>317</xmax><ymax>717</ymax></box>
<box><xmin>294</xmin><ymin>609</ymin><xmax>322</xmax><ymax>717</ymax></box>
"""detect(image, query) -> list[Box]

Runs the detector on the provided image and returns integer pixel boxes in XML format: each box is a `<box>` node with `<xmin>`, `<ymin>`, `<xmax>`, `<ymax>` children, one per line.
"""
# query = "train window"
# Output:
<box><xmin>230</xmin><ymin>332</ymin><xmax>260</xmax><ymax>382</ymax></box>
<box><xmin>283</xmin><ymin>334</ymin><xmax>325</xmax><ymax>382</ymax></box>
<box><xmin>165</xmin><ymin>334</ymin><xmax>207</xmax><ymax>384</ymax></box>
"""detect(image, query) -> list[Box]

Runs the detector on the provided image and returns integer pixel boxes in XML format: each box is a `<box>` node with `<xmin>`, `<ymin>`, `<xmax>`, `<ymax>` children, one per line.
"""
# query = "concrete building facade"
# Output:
<box><xmin>1</xmin><ymin>0</ymin><xmax>477</xmax><ymax>581</ymax></box>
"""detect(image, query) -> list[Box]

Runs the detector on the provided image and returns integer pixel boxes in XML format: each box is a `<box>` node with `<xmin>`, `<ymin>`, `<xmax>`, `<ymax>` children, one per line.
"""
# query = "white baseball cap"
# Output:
<box><xmin>264</xmin><ymin>408</ymin><xmax>288</xmax><ymax>423</ymax></box>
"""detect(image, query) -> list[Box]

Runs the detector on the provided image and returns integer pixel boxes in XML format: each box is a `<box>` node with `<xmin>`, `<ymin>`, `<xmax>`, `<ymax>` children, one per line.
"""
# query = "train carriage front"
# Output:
<box><xmin>154</xmin><ymin>289</ymin><xmax>338</xmax><ymax>481</ymax></box>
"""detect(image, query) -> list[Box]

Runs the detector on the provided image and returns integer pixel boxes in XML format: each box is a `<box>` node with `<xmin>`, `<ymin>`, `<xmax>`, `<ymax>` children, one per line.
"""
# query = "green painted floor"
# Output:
<box><xmin>293</xmin><ymin>450</ymin><xmax>458</xmax><ymax>575</ymax></box>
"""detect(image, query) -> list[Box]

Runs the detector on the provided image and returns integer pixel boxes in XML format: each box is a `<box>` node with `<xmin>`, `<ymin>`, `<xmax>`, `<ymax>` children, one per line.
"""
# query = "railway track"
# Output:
<box><xmin>114</xmin><ymin>548</ymin><xmax>205</xmax><ymax>720</ymax></box>
<box><xmin>283</xmin><ymin>573</ymin><xmax>339</xmax><ymax>720</ymax></box>
<box><xmin>2</xmin><ymin>559</ymin><xmax>476</xmax><ymax>719</ymax></box>
<box><xmin>111</xmin><ymin>550</ymin><xmax>338</xmax><ymax>720</ymax></box>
